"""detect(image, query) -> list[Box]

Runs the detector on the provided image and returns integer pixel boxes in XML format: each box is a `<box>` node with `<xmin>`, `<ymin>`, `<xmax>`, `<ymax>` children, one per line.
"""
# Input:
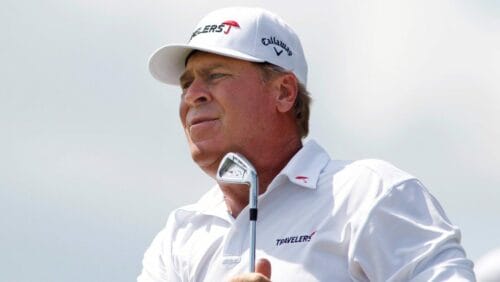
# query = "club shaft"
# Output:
<box><xmin>250</xmin><ymin>219</ymin><xmax>256</xmax><ymax>272</ymax></box>
<box><xmin>249</xmin><ymin>173</ymin><xmax>258</xmax><ymax>272</ymax></box>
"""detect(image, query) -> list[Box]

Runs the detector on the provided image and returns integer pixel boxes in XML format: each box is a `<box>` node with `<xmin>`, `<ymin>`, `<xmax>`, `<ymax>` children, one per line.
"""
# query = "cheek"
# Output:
<box><xmin>224</xmin><ymin>95</ymin><xmax>270</xmax><ymax>133</ymax></box>
<box><xmin>179</xmin><ymin>101</ymin><xmax>188</xmax><ymax>127</ymax></box>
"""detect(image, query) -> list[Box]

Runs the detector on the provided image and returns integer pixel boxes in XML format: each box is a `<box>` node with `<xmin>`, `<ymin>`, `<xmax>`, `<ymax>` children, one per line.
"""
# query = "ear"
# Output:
<box><xmin>273</xmin><ymin>73</ymin><xmax>298</xmax><ymax>113</ymax></box>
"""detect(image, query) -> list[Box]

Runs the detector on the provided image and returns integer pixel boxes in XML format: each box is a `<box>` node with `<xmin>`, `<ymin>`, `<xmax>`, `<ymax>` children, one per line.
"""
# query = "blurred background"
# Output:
<box><xmin>1</xmin><ymin>0</ymin><xmax>499</xmax><ymax>281</ymax></box>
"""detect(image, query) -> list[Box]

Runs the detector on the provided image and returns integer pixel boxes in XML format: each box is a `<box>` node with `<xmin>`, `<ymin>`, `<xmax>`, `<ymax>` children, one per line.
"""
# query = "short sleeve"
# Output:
<box><xmin>138</xmin><ymin>213</ymin><xmax>181</xmax><ymax>282</ymax></box>
<box><xmin>349</xmin><ymin>179</ymin><xmax>476</xmax><ymax>281</ymax></box>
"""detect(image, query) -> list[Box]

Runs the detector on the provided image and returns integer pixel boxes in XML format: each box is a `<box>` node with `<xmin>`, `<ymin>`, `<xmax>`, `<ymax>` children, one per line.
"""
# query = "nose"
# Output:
<box><xmin>182</xmin><ymin>78</ymin><xmax>211</xmax><ymax>107</ymax></box>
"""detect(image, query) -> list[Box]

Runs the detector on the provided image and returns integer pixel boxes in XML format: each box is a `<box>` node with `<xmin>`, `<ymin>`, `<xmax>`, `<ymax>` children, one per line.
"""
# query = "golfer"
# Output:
<box><xmin>139</xmin><ymin>7</ymin><xmax>475</xmax><ymax>282</ymax></box>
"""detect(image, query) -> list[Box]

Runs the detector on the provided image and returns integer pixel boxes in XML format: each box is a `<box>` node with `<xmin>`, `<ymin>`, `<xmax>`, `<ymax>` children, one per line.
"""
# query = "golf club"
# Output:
<box><xmin>216</xmin><ymin>152</ymin><xmax>259</xmax><ymax>272</ymax></box>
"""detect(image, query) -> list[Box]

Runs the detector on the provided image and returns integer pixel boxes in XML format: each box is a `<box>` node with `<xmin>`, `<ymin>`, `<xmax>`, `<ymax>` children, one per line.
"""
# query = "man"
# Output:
<box><xmin>139</xmin><ymin>7</ymin><xmax>475</xmax><ymax>282</ymax></box>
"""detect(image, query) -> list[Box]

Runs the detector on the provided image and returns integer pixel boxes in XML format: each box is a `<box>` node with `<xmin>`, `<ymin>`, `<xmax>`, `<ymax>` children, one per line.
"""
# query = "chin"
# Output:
<box><xmin>189</xmin><ymin>143</ymin><xmax>224</xmax><ymax>178</ymax></box>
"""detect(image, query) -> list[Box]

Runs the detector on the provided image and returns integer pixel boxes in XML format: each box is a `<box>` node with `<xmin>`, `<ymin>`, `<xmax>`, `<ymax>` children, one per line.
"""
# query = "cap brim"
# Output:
<box><xmin>148</xmin><ymin>43</ymin><xmax>266</xmax><ymax>85</ymax></box>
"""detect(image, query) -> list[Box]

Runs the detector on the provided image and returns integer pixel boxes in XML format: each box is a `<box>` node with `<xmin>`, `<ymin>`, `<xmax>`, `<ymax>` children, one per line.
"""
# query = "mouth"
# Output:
<box><xmin>187</xmin><ymin>116</ymin><xmax>220</xmax><ymax>134</ymax></box>
<box><xmin>189</xmin><ymin>117</ymin><xmax>218</xmax><ymax>127</ymax></box>
<box><xmin>187</xmin><ymin>117</ymin><xmax>220</xmax><ymax>140</ymax></box>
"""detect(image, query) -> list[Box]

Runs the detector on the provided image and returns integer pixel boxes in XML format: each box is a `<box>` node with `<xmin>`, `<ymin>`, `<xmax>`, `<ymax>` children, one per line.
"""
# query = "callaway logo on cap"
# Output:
<box><xmin>148</xmin><ymin>7</ymin><xmax>308</xmax><ymax>86</ymax></box>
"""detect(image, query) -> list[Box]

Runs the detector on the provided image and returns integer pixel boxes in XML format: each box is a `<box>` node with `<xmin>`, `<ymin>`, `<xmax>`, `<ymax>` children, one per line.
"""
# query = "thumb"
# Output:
<box><xmin>255</xmin><ymin>258</ymin><xmax>272</xmax><ymax>279</ymax></box>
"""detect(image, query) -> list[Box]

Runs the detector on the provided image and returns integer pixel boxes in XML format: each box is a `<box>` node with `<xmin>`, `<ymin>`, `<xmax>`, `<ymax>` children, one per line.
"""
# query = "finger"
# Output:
<box><xmin>255</xmin><ymin>258</ymin><xmax>271</xmax><ymax>279</ymax></box>
<box><xmin>229</xmin><ymin>273</ymin><xmax>268</xmax><ymax>282</ymax></box>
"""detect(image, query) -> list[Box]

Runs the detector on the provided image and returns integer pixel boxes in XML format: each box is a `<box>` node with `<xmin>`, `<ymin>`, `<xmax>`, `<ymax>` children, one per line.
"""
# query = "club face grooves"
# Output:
<box><xmin>217</xmin><ymin>152</ymin><xmax>254</xmax><ymax>184</ymax></box>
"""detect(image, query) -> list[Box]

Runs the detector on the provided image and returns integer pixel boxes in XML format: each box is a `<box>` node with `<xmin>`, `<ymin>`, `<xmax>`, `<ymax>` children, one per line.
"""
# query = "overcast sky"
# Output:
<box><xmin>1</xmin><ymin>0</ymin><xmax>499</xmax><ymax>281</ymax></box>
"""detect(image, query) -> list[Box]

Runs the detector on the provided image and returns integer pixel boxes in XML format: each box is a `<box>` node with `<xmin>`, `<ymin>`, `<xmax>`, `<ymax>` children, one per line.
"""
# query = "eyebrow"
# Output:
<box><xmin>179</xmin><ymin>63</ymin><xmax>226</xmax><ymax>84</ymax></box>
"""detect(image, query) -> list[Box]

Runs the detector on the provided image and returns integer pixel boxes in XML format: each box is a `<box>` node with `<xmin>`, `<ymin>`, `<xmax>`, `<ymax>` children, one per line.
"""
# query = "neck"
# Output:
<box><xmin>219</xmin><ymin>136</ymin><xmax>302</xmax><ymax>218</ymax></box>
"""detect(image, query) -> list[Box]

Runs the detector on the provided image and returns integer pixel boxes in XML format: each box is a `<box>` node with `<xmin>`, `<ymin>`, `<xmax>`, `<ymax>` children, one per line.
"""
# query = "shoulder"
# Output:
<box><xmin>146</xmin><ymin>185</ymin><xmax>224</xmax><ymax>253</ymax></box>
<box><xmin>343</xmin><ymin>158</ymin><xmax>415</xmax><ymax>184</ymax></box>
<box><xmin>316</xmin><ymin>158</ymin><xmax>426</xmax><ymax>224</ymax></box>
<box><xmin>322</xmin><ymin>158</ymin><xmax>417</xmax><ymax>195</ymax></box>
<box><xmin>167</xmin><ymin>185</ymin><xmax>225</xmax><ymax>227</ymax></box>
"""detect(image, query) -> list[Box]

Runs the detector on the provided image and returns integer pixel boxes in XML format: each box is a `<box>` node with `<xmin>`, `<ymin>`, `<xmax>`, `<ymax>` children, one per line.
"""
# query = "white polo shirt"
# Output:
<box><xmin>138</xmin><ymin>140</ymin><xmax>475</xmax><ymax>281</ymax></box>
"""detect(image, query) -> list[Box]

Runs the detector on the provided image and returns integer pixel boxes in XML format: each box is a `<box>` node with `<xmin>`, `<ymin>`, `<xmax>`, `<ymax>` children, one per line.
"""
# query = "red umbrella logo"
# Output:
<box><xmin>222</xmin><ymin>20</ymin><xmax>240</xmax><ymax>34</ymax></box>
<box><xmin>295</xmin><ymin>176</ymin><xmax>309</xmax><ymax>183</ymax></box>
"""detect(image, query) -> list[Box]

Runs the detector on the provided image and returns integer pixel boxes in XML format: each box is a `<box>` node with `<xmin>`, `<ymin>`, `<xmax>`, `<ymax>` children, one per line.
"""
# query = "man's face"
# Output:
<box><xmin>179</xmin><ymin>52</ymin><xmax>276</xmax><ymax>177</ymax></box>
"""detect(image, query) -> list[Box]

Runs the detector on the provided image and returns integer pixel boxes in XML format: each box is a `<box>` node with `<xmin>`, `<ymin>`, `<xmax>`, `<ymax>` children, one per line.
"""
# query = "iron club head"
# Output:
<box><xmin>216</xmin><ymin>151</ymin><xmax>259</xmax><ymax>212</ymax></box>
<box><xmin>216</xmin><ymin>152</ymin><xmax>256</xmax><ymax>186</ymax></box>
<box><xmin>217</xmin><ymin>152</ymin><xmax>259</xmax><ymax>211</ymax></box>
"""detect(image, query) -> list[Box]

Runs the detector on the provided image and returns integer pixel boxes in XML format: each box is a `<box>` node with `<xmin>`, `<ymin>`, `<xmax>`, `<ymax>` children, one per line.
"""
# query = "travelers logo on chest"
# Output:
<box><xmin>276</xmin><ymin>231</ymin><xmax>316</xmax><ymax>246</ymax></box>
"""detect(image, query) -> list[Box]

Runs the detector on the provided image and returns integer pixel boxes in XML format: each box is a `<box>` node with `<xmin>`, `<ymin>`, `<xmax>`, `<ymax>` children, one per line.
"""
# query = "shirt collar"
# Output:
<box><xmin>268</xmin><ymin>139</ymin><xmax>331</xmax><ymax>191</ymax></box>
<box><xmin>178</xmin><ymin>186</ymin><xmax>234</xmax><ymax>222</ymax></box>
<box><xmin>179</xmin><ymin>140</ymin><xmax>331</xmax><ymax>220</ymax></box>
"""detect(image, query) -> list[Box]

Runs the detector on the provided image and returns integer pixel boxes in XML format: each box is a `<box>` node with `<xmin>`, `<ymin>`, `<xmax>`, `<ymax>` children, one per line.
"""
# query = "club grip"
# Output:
<box><xmin>249</xmin><ymin>208</ymin><xmax>258</xmax><ymax>221</ymax></box>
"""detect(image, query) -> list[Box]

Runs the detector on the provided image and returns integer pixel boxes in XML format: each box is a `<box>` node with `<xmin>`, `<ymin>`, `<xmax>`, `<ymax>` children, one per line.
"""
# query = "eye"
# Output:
<box><xmin>180</xmin><ymin>79</ymin><xmax>193</xmax><ymax>92</ymax></box>
<box><xmin>208</xmin><ymin>72</ymin><xmax>227</xmax><ymax>80</ymax></box>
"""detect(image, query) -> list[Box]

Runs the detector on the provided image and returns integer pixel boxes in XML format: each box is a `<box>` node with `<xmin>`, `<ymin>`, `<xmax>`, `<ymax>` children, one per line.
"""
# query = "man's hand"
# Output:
<box><xmin>229</xmin><ymin>258</ymin><xmax>272</xmax><ymax>282</ymax></box>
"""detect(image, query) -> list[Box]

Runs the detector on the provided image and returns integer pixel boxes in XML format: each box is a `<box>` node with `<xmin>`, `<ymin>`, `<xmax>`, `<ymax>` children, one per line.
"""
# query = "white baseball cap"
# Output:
<box><xmin>148</xmin><ymin>7</ymin><xmax>308</xmax><ymax>86</ymax></box>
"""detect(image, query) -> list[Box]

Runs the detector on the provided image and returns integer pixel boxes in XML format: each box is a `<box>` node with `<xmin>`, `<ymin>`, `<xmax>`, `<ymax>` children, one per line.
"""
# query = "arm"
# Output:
<box><xmin>350</xmin><ymin>179</ymin><xmax>475</xmax><ymax>281</ymax></box>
